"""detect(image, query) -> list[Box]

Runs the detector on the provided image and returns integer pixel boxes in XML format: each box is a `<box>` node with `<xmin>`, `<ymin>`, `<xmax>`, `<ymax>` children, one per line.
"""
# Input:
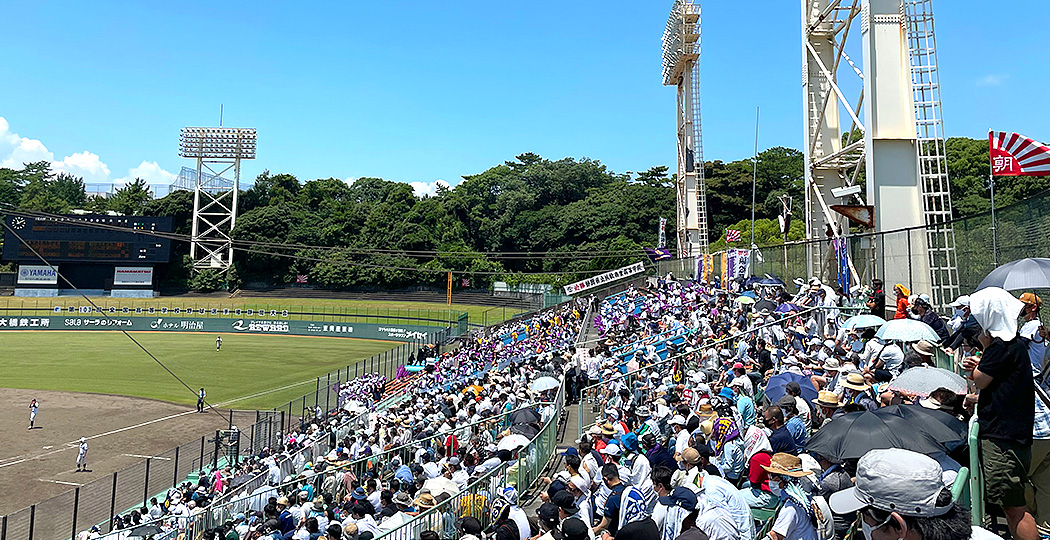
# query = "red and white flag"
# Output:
<box><xmin>726</xmin><ymin>229</ymin><xmax>741</xmax><ymax>242</ymax></box>
<box><xmin>296</xmin><ymin>274</ymin><xmax>308</xmax><ymax>284</ymax></box>
<box><xmin>990</xmin><ymin>131</ymin><xmax>1050</xmax><ymax>176</ymax></box>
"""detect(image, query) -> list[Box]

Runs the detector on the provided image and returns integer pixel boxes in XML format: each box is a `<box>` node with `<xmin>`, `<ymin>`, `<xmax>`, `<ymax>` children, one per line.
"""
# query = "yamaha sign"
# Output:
<box><xmin>17</xmin><ymin>265</ymin><xmax>58</xmax><ymax>285</ymax></box>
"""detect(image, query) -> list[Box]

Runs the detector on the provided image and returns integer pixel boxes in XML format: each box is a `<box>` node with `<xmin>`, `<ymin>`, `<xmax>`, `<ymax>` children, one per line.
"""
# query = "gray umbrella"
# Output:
<box><xmin>978</xmin><ymin>257</ymin><xmax>1050</xmax><ymax>291</ymax></box>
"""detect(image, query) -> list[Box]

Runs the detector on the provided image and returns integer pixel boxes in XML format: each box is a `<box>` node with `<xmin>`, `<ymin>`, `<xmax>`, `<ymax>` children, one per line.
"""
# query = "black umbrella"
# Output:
<box><xmin>509</xmin><ymin>409</ymin><xmax>541</xmax><ymax>425</ymax></box>
<box><xmin>805</xmin><ymin>410</ymin><xmax>945</xmax><ymax>461</ymax></box>
<box><xmin>874</xmin><ymin>404</ymin><xmax>967</xmax><ymax>445</ymax></box>
<box><xmin>510</xmin><ymin>423</ymin><xmax>540</xmax><ymax>438</ymax></box>
<box><xmin>753</xmin><ymin>299</ymin><xmax>777</xmax><ymax>314</ymax></box>
<box><xmin>129</xmin><ymin>524</ymin><xmax>164</xmax><ymax>538</ymax></box>
<box><xmin>757</xmin><ymin>277</ymin><xmax>786</xmax><ymax>287</ymax></box>
<box><xmin>978</xmin><ymin>257</ymin><xmax>1050</xmax><ymax>291</ymax></box>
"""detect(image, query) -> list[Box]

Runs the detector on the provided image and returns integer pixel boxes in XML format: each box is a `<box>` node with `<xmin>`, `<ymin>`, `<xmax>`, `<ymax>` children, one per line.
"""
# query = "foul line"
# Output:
<box><xmin>123</xmin><ymin>454</ymin><xmax>172</xmax><ymax>461</ymax></box>
<box><xmin>39</xmin><ymin>478</ymin><xmax>81</xmax><ymax>486</ymax></box>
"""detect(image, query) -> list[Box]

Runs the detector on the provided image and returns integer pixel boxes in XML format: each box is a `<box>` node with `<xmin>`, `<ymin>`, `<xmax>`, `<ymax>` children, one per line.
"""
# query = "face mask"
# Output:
<box><xmin>767</xmin><ymin>480</ymin><xmax>781</xmax><ymax>495</ymax></box>
<box><xmin>860</xmin><ymin>519</ymin><xmax>876</xmax><ymax>540</ymax></box>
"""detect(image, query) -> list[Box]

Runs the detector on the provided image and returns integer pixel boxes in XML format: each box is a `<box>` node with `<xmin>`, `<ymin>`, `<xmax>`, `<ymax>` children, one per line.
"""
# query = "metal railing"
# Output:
<box><xmin>374</xmin><ymin>381</ymin><xmax>564</xmax><ymax>540</ymax></box>
<box><xmin>0</xmin><ymin>326</ymin><xmax>459</xmax><ymax>540</ymax></box>
<box><xmin>578</xmin><ymin>304</ymin><xmax>827</xmax><ymax>439</ymax></box>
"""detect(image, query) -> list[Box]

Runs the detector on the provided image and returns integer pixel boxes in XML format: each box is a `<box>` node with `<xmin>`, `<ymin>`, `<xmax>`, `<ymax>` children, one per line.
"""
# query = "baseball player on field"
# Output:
<box><xmin>76</xmin><ymin>437</ymin><xmax>88</xmax><ymax>472</ymax></box>
<box><xmin>216</xmin><ymin>335</ymin><xmax>222</xmax><ymax>351</ymax></box>
<box><xmin>28</xmin><ymin>398</ymin><xmax>38</xmax><ymax>429</ymax></box>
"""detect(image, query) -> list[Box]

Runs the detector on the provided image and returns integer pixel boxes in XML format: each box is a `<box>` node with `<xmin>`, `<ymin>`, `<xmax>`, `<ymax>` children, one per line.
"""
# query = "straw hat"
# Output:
<box><xmin>841</xmin><ymin>372</ymin><xmax>871</xmax><ymax>391</ymax></box>
<box><xmin>415</xmin><ymin>493</ymin><xmax>437</xmax><ymax>509</ymax></box>
<box><xmin>762</xmin><ymin>453</ymin><xmax>815</xmax><ymax>478</ymax></box>
<box><xmin>812</xmin><ymin>390</ymin><xmax>841</xmax><ymax>409</ymax></box>
<box><xmin>600</xmin><ymin>423</ymin><xmax>616</xmax><ymax>436</ymax></box>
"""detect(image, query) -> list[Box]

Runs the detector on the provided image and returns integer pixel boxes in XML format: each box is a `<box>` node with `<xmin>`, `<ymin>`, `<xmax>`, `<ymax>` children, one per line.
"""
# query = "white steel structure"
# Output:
<box><xmin>662</xmin><ymin>0</ymin><xmax>708</xmax><ymax>257</ymax></box>
<box><xmin>179</xmin><ymin>127</ymin><xmax>257</xmax><ymax>271</ymax></box>
<box><xmin>801</xmin><ymin>0</ymin><xmax>957</xmax><ymax>305</ymax></box>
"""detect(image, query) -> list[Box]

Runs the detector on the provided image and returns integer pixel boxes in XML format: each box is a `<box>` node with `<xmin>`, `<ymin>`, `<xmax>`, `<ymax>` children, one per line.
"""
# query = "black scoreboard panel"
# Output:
<box><xmin>2</xmin><ymin>215</ymin><xmax>173</xmax><ymax>263</ymax></box>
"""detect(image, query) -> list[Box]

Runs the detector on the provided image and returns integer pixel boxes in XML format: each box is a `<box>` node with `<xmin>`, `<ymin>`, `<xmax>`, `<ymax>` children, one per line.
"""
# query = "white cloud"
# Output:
<box><xmin>116</xmin><ymin>161</ymin><xmax>177</xmax><ymax>185</ymax></box>
<box><xmin>53</xmin><ymin>151</ymin><xmax>111</xmax><ymax>183</ymax></box>
<box><xmin>409</xmin><ymin>179</ymin><xmax>450</xmax><ymax>198</ymax></box>
<box><xmin>343</xmin><ymin>176</ymin><xmax>359</xmax><ymax>186</ymax></box>
<box><xmin>0</xmin><ymin>116</ymin><xmax>177</xmax><ymax>187</ymax></box>
<box><xmin>0</xmin><ymin>117</ymin><xmax>54</xmax><ymax>168</ymax></box>
<box><xmin>977</xmin><ymin>74</ymin><xmax>1008</xmax><ymax>87</ymax></box>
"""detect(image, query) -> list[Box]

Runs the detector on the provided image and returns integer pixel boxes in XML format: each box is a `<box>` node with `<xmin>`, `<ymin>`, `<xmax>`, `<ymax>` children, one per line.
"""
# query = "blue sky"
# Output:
<box><xmin>0</xmin><ymin>0</ymin><xmax>1046</xmax><ymax>195</ymax></box>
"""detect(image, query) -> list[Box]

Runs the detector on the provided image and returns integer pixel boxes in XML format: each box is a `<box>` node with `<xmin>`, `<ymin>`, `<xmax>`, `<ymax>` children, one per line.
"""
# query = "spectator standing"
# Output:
<box><xmin>893</xmin><ymin>284</ymin><xmax>911</xmax><ymax>320</ymax></box>
<box><xmin>963</xmin><ymin>287</ymin><xmax>1036</xmax><ymax>540</ymax></box>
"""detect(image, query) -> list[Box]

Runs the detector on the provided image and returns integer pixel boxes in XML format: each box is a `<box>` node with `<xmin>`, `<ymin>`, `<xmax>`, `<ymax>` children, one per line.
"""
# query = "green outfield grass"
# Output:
<box><xmin>0</xmin><ymin>331</ymin><xmax>397</xmax><ymax>410</ymax></box>
<box><xmin>0</xmin><ymin>297</ymin><xmax>526</xmax><ymax>328</ymax></box>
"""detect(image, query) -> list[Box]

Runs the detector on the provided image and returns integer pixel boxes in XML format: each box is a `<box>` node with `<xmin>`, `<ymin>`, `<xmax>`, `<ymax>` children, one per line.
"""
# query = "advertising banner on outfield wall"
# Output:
<box><xmin>113</xmin><ymin>266</ymin><xmax>153</xmax><ymax>286</ymax></box>
<box><xmin>17</xmin><ymin>265</ymin><xmax>58</xmax><ymax>285</ymax></box>
<box><xmin>0</xmin><ymin>315</ymin><xmax>440</xmax><ymax>342</ymax></box>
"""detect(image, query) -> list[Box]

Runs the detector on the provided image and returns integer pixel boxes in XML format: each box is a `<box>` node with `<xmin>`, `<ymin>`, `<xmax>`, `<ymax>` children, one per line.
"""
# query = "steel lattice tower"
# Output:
<box><xmin>801</xmin><ymin>0</ymin><xmax>957</xmax><ymax>305</ymax></box>
<box><xmin>662</xmin><ymin>0</ymin><xmax>708</xmax><ymax>258</ymax></box>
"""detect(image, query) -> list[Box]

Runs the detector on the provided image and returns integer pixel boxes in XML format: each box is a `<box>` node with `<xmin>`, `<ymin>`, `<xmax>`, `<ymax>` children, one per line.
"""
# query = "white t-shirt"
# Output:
<box><xmin>1021</xmin><ymin>319</ymin><xmax>1047</xmax><ymax>373</ymax></box>
<box><xmin>771</xmin><ymin>503</ymin><xmax>818</xmax><ymax>540</ymax></box>
<box><xmin>675</xmin><ymin>429</ymin><xmax>691</xmax><ymax>455</ymax></box>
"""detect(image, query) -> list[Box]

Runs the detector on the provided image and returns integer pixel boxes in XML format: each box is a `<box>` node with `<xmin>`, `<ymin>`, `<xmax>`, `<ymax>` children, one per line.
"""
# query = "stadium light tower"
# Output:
<box><xmin>662</xmin><ymin>0</ymin><xmax>708</xmax><ymax>258</ymax></box>
<box><xmin>179</xmin><ymin>127</ymin><xmax>257</xmax><ymax>271</ymax></box>
<box><xmin>801</xmin><ymin>0</ymin><xmax>957</xmax><ymax>306</ymax></box>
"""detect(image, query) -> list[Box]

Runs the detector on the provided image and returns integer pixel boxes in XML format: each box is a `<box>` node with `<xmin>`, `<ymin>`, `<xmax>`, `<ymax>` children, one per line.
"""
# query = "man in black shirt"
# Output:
<box><xmin>756</xmin><ymin>339</ymin><xmax>774</xmax><ymax>376</ymax></box>
<box><xmin>964</xmin><ymin>287</ymin><xmax>1037</xmax><ymax>540</ymax></box>
<box><xmin>866</xmin><ymin>279</ymin><xmax>886</xmax><ymax>317</ymax></box>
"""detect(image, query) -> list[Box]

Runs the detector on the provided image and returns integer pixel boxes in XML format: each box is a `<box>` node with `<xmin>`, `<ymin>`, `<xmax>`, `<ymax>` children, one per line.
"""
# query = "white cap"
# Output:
<box><xmin>830</xmin><ymin>449</ymin><xmax>952</xmax><ymax>518</ymax></box>
<box><xmin>948</xmin><ymin>295</ymin><xmax>970</xmax><ymax>308</ymax></box>
<box><xmin>669</xmin><ymin>415</ymin><xmax>686</xmax><ymax>426</ymax></box>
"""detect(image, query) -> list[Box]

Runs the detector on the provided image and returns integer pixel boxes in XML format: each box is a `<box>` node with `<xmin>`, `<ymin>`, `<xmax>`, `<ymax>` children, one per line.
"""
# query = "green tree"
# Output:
<box><xmin>108</xmin><ymin>179</ymin><xmax>153</xmax><ymax>215</ymax></box>
<box><xmin>51</xmin><ymin>173</ymin><xmax>87</xmax><ymax>208</ymax></box>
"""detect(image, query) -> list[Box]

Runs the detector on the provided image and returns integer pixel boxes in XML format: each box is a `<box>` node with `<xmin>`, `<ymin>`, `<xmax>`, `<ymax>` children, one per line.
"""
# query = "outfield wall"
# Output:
<box><xmin>0</xmin><ymin>314</ymin><xmax>441</xmax><ymax>341</ymax></box>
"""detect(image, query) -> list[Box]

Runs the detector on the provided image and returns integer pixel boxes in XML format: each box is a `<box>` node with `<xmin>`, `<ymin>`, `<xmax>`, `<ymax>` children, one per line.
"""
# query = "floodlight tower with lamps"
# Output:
<box><xmin>662</xmin><ymin>0</ymin><xmax>707</xmax><ymax>258</ymax></box>
<box><xmin>179</xmin><ymin>127</ymin><xmax>257</xmax><ymax>271</ymax></box>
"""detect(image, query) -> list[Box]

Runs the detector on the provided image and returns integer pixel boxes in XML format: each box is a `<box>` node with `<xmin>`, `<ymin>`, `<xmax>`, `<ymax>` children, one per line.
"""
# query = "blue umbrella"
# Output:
<box><xmin>764</xmin><ymin>372</ymin><xmax>818</xmax><ymax>404</ymax></box>
<box><xmin>739</xmin><ymin>291</ymin><xmax>758</xmax><ymax>299</ymax></box>
<box><xmin>775</xmin><ymin>302</ymin><xmax>800</xmax><ymax>313</ymax></box>
<box><xmin>842</xmin><ymin>314</ymin><xmax>886</xmax><ymax>330</ymax></box>
<box><xmin>757</xmin><ymin>277</ymin><xmax>786</xmax><ymax>286</ymax></box>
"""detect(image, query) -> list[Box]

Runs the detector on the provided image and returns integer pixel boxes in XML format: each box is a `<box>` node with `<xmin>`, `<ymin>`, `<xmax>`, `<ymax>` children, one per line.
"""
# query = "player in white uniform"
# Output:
<box><xmin>216</xmin><ymin>336</ymin><xmax>222</xmax><ymax>351</ymax></box>
<box><xmin>197</xmin><ymin>388</ymin><xmax>206</xmax><ymax>413</ymax></box>
<box><xmin>28</xmin><ymin>398</ymin><xmax>38</xmax><ymax>429</ymax></box>
<box><xmin>76</xmin><ymin>437</ymin><xmax>88</xmax><ymax>472</ymax></box>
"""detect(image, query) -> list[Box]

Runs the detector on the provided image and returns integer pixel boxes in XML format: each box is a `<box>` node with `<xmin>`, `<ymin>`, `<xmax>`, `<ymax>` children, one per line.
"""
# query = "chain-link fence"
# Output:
<box><xmin>0</xmin><ymin>410</ymin><xmax>271</xmax><ymax>540</ymax></box>
<box><xmin>270</xmin><ymin>326</ymin><xmax>457</xmax><ymax>435</ymax></box>
<box><xmin>657</xmin><ymin>190</ymin><xmax>1050</xmax><ymax>308</ymax></box>
<box><xmin>0</xmin><ymin>320</ymin><xmax>461</xmax><ymax>540</ymax></box>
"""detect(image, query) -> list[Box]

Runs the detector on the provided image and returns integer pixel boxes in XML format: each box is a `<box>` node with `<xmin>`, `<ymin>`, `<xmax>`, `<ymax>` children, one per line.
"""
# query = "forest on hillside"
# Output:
<box><xmin>0</xmin><ymin>137</ymin><xmax>1045</xmax><ymax>290</ymax></box>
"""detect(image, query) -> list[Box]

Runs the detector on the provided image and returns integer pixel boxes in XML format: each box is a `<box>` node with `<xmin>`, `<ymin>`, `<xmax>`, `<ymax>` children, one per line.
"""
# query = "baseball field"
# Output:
<box><xmin>0</xmin><ymin>296</ymin><xmax>524</xmax><ymax>520</ymax></box>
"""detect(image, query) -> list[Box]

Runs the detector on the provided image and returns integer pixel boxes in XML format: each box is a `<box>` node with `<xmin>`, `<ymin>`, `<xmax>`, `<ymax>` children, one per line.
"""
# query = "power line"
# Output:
<box><xmin>0</xmin><ymin>206</ymin><xmax>648</xmax><ymax>273</ymax></box>
<box><xmin>0</xmin><ymin>218</ymin><xmax>232</xmax><ymax>424</ymax></box>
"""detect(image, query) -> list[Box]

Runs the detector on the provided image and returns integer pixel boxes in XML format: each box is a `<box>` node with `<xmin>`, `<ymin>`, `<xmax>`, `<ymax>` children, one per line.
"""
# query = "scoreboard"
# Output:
<box><xmin>2</xmin><ymin>215</ymin><xmax>173</xmax><ymax>263</ymax></box>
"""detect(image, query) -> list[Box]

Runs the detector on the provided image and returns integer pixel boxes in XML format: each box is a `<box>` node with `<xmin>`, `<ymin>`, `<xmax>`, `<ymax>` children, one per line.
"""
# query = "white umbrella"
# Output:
<box><xmin>886</xmin><ymin>366</ymin><xmax>968</xmax><ymax>396</ymax></box>
<box><xmin>422</xmin><ymin>476</ymin><xmax>461</xmax><ymax>498</ymax></box>
<box><xmin>497</xmin><ymin>434</ymin><xmax>530</xmax><ymax>451</ymax></box>
<box><xmin>978</xmin><ymin>258</ymin><xmax>1050</xmax><ymax>291</ymax></box>
<box><xmin>530</xmin><ymin>376</ymin><xmax>560</xmax><ymax>392</ymax></box>
<box><xmin>875</xmin><ymin>318</ymin><xmax>940</xmax><ymax>342</ymax></box>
